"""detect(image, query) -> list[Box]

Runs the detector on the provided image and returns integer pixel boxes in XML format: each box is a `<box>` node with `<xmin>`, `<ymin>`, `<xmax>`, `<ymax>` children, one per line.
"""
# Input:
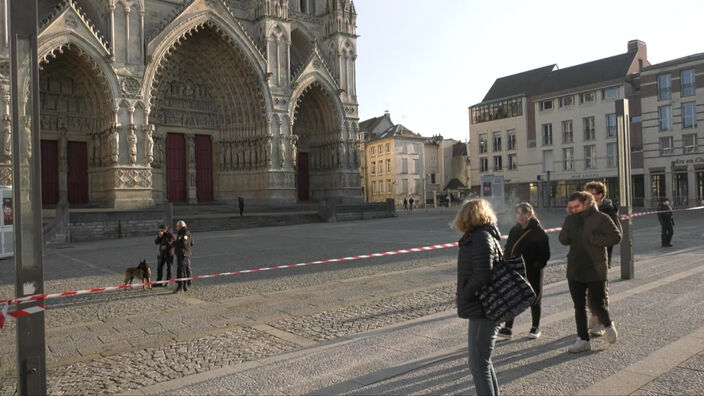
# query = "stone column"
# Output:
<box><xmin>58</xmin><ymin>127</ymin><xmax>68</xmax><ymax>204</ymax></box>
<box><xmin>187</xmin><ymin>134</ymin><xmax>196</xmax><ymax>203</ymax></box>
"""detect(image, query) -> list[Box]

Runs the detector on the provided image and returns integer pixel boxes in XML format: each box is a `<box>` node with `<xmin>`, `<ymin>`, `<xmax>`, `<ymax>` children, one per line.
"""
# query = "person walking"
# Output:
<box><xmin>454</xmin><ymin>199</ymin><xmax>503</xmax><ymax>395</ymax></box>
<box><xmin>403</xmin><ymin>197</ymin><xmax>408</xmax><ymax>211</ymax></box>
<box><xmin>238</xmin><ymin>196</ymin><xmax>245</xmax><ymax>216</ymax></box>
<box><xmin>173</xmin><ymin>220</ymin><xmax>194</xmax><ymax>294</ymax></box>
<box><xmin>154</xmin><ymin>224</ymin><xmax>174</xmax><ymax>287</ymax></box>
<box><xmin>409</xmin><ymin>197</ymin><xmax>414</xmax><ymax>211</ymax></box>
<box><xmin>497</xmin><ymin>202</ymin><xmax>550</xmax><ymax>340</ymax></box>
<box><xmin>559</xmin><ymin>191</ymin><xmax>621</xmax><ymax>353</ymax></box>
<box><xmin>657</xmin><ymin>198</ymin><xmax>674</xmax><ymax>247</ymax></box>
<box><xmin>584</xmin><ymin>181</ymin><xmax>621</xmax><ymax>336</ymax></box>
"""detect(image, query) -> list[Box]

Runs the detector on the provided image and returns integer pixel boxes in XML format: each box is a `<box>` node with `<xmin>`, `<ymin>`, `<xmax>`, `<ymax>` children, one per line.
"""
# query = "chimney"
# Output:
<box><xmin>627</xmin><ymin>40</ymin><xmax>649</xmax><ymax>72</ymax></box>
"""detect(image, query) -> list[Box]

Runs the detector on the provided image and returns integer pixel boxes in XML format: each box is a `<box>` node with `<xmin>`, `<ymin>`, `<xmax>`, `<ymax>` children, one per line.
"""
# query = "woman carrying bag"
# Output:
<box><xmin>454</xmin><ymin>199</ymin><xmax>503</xmax><ymax>396</ymax></box>
<box><xmin>497</xmin><ymin>202</ymin><xmax>551</xmax><ymax>340</ymax></box>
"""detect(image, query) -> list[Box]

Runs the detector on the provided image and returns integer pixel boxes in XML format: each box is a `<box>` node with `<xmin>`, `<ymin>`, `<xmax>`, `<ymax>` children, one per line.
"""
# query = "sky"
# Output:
<box><xmin>354</xmin><ymin>0</ymin><xmax>704</xmax><ymax>142</ymax></box>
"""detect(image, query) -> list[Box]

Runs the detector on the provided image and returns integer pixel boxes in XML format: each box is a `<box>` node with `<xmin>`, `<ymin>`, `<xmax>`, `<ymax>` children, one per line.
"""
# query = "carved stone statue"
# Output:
<box><xmin>265</xmin><ymin>135</ymin><xmax>272</xmax><ymax>167</ymax></box>
<box><xmin>23</xmin><ymin>117</ymin><xmax>32</xmax><ymax>162</ymax></box>
<box><xmin>144</xmin><ymin>125</ymin><xmax>154</xmax><ymax>165</ymax></box>
<box><xmin>58</xmin><ymin>128</ymin><xmax>67</xmax><ymax>171</ymax></box>
<box><xmin>187</xmin><ymin>135</ymin><xmax>195</xmax><ymax>165</ymax></box>
<box><xmin>110</xmin><ymin>125</ymin><xmax>120</xmax><ymax>164</ymax></box>
<box><xmin>127</xmin><ymin>126</ymin><xmax>137</xmax><ymax>165</ymax></box>
<box><xmin>290</xmin><ymin>134</ymin><xmax>298</xmax><ymax>168</ymax></box>
<box><xmin>279</xmin><ymin>135</ymin><xmax>287</xmax><ymax>169</ymax></box>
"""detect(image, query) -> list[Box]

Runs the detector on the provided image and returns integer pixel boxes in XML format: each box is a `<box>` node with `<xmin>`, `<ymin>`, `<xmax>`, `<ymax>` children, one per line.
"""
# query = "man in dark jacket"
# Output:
<box><xmin>657</xmin><ymin>198</ymin><xmax>674</xmax><ymax>247</ymax></box>
<box><xmin>584</xmin><ymin>181</ymin><xmax>621</xmax><ymax>268</ymax></box>
<box><xmin>154</xmin><ymin>224</ymin><xmax>174</xmax><ymax>287</ymax></box>
<box><xmin>559</xmin><ymin>191</ymin><xmax>621</xmax><ymax>353</ymax></box>
<box><xmin>173</xmin><ymin>220</ymin><xmax>194</xmax><ymax>293</ymax></box>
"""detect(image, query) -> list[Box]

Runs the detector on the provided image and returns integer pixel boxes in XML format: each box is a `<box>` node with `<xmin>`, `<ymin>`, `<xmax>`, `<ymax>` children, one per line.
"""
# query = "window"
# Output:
<box><xmin>580</xmin><ymin>91</ymin><xmax>596</xmax><ymax>104</ymax></box>
<box><xmin>540</xmin><ymin>100</ymin><xmax>553</xmax><ymax>111</ymax></box>
<box><xmin>371</xmin><ymin>181</ymin><xmax>376</xmax><ymax>195</ymax></box>
<box><xmin>386</xmin><ymin>159</ymin><xmax>391</xmax><ymax>173</ymax></box>
<box><xmin>562</xmin><ymin>120</ymin><xmax>573</xmax><ymax>144</ymax></box>
<box><xmin>413</xmin><ymin>159</ymin><xmax>419</xmax><ymax>174</ymax></box>
<box><xmin>479</xmin><ymin>134</ymin><xmax>488</xmax><ymax>154</ymax></box>
<box><xmin>543</xmin><ymin>150</ymin><xmax>553</xmax><ymax>172</ymax></box>
<box><xmin>431</xmin><ymin>155</ymin><xmax>437</xmax><ymax>165</ymax></box>
<box><xmin>683</xmin><ymin>103</ymin><xmax>697</xmax><ymax>128</ymax></box>
<box><xmin>542</xmin><ymin>123</ymin><xmax>553</xmax><ymax>146</ymax></box>
<box><xmin>493</xmin><ymin>156</ymin><xmax>502</xmax><ymax>171</ymax></box>
<box><xmin>377</xmin><ymin>145</ymin><xmax>382</xmax><ymax>154</ymax></box>
<box><xmin>401</xmin><ymin>179</ymin><xmax>408</xmax><ymax>194</ymax></box>
<box><xmin>658</xmin><ymin>74</ymin><xmax>671</xmax><ymax>100</ymax></box>
<box><xmin>414</xmin><ymin>179</ymin><xmax>422</xmax><ymax>194</ymax></box>
<box><xmin>370</xmin><ymin>146</ymin><xmax>375</xmax><ymax>155</ymax></box>
<box><xmin>380</xmin><ymin>180</ymin><xmax>384</xmax><ymax>194</ymax></box>
<box><xmin>493</xmin><ymin>132</ymin><xmax>502</xmax><ymax>151</ymax></box>
<box><xmin>508</xmin><ymin>154</ymin><xmax>517</xmax><ymax>170</ymax></box>
<box><xmin>470</xmin><ymin>97</ymin><xmax>523</xmax><ymax>124</ymax></box>
<box><xmin>683</xmin><ymin>134</ymin><xmax>697</xmax><ymax>154</ymax></box>
<box><xmin>606</xmin><ymin>142</ymin><xmax>618</xmax><ymax>168</ymax></box>
<box><xmin>659</xmin><ymin>136</ymin><xmax>673</xmax><ymax>155</ymax></box>
<box><xmin>430</xmin><ymin>173</ymin><xmax>436</xmax><ymax>184</ymax></box>
<box><xmin>401</xmin><ymin>158</ymin><xmax>408</xmax><ymax>173</ymax></box>
<box><xmin>651</xmin><ymin>174</ymin><xmax>666</xmax><ymax>201</ymax></box>
<box><xmin>371</xmin><ymin>161</ymin><xmax>376</xmax><ymax>174</ymax></box>
<box><xmin>559</xmin><ymin>95</ymin><xmax>574</xmax><ymax>107</ymax></box>
<box><xmin>378</xmin><ymin>162</ymin><xmax>383</xmax><ymax>174</ymax></box>
<box><xmin>584</xmin><ymin>145</ymin><xmax>596</xmax><ymax>169</ymax></box>
<box><xmin>563</xmin><ymin>147</ymin><xmax>574</xmax><ymax>171</ymax></box>
<box><xmin>681</xmin><ymin>69</ymin><xmax>696</xmax><ymax>97</ymax></box>
<box><xmin>507</xmin><ymin>130</ymin><xmax>516</xmax><ymax>150</ymax></box>
<box><xmin>386</xmin><ymin>179</ymin><xmax>392</xmax><ymax>194</ymax></box>
<box><xmin>606</xmin><ymin>113</ymin><xmax>617</xmax><ymax>137</ymax></box>
<box><xmin>603</xmin><ymin>86</ymin><xmax>620</xmax><ymax>100</ymax></box>
<box><xmin>659</xmin><ymin>106</ymin><xmax>673</xmax><ymax>131</ymax></box>
<box><xmin>385</xmin><ymin>143</ymin><xmax>390</xmax><ymax>153</ymax></box>
<box><xmin>583</xmin><ymin>117</ymin><xmax>595</xmax><ymax>140</ymax></box>
<box><xmin>480</xmin><ymin>157</ymin><xmax>488</xmax><ymax>172</ymax></box>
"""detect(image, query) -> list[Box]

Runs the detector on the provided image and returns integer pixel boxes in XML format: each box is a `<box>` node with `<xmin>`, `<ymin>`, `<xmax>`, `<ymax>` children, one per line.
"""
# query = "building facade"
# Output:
<box><xmin>0</xmin><ymin>0</ymin><xmax>361</xmax><ymax>209</ymax></box>
<box><xmin>469</xmin><ymin>40</ymin><xmax>649</xmax><ymax>207</ymax></box>
<box><xmin>640</xmin><ymin>53</ymin><xmax>704</xmax><ymax>206</ymax></box>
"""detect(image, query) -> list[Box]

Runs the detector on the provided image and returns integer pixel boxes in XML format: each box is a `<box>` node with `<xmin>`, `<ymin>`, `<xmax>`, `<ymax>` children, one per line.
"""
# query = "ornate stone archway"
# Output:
<box><xmin>148</xmin><ymin>23</ymin><xmax>271</xmax><ymax>203</ymax></box>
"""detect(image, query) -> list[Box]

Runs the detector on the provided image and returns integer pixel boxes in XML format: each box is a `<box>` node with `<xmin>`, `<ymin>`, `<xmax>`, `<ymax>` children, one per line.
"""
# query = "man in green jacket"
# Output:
<box><xmin>559</xmin><ymin>191</ymin><xmax>622</xmax><ymax>353</ymax></box>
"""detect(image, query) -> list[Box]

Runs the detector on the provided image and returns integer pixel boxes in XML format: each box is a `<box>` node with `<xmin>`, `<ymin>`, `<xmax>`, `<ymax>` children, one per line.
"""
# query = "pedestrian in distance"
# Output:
<box><xmin>409</xmin><ymin>197</ymin><xmax>414</xmax><ymax>211</ymax></box>
<box><xmin>497</xmin><ymin>202</ymin><xmax>550</xmax><ymax>340</ymax></box>
<box><xmin>173</xmin><ymin>220</ymin><xmax>194</xmax><ymax>294</ymax></box>
<box><xmin>584</xmin><ymin>181</ymin><xmax>621</xmax><ymax>337</ymax></box>
<box><xmin>238</xmin><ymin>196</ymin><xmax>245</xmax><ymax>216</ymax></box>
<box><xmin>454</xmin><ymin>198</ymin><xmax>503</xmax><ymax>395</ymax></box>
<box><xmin>154</xmin><ymin>224</ymin><xmax>174</xmax><ymax>287</ymax></box>
<box><xmin>657</xmin><ymin>198</ymin><xmax>674</xmax><ymax>247</ymax></box>
<box><xmin>559</xmin><ymin>191</ymin><xmax>621</xmax><ymax>353</ymax></box>
<box><xmin>403</xmin><ymin>197</ymin><xmax>408</xmax><ymax>211</ymax></box>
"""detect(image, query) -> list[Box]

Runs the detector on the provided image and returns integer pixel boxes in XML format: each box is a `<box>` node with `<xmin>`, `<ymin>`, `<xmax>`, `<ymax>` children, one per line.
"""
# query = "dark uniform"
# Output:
<box><xmin>657</xmin><ymin>200</ymin><xmax>674</xmax><ymax>247</ymax></box>
<box><xmin>154</xmin><ymin>228</ymin><xmax>174</xmax><ymax>285</ymax></box>
<box><xmin>174</xmin><ymin>227</ymin><xmax>194</xmax><ymax>292</ymax></box>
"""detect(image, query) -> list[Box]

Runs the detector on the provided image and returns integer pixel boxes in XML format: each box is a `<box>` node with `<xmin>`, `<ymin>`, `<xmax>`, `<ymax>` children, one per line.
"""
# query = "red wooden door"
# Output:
<box><xmin>67</xmin><ymin>141</ymin><xmax>89</xmax><ymax>204</ymax></box>
<box><xmin>297</xmin><ymin>152</ymin><xmax>309</xmax><ymax>201</ymax></box>
<box><xmin>41</xmin><ymin>140</ymin><xmax>59</xmax><ymax>205</ymax></box>
<box><xmin>195</xmin><ymin>135</ymin><xmax>213</xmax><ymax>202</ymax></box>
<box><xmin>166</xmin><ymin>133</ymin><xmax>187</xmax><ymax>203</ymax></box>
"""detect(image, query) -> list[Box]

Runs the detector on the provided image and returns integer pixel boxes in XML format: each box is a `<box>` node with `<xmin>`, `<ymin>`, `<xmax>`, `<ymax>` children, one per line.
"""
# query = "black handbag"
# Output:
<box><xmin>478</xmin><ymin>239</ymin><xmax>536</xmax><ymax>323</ymax></box>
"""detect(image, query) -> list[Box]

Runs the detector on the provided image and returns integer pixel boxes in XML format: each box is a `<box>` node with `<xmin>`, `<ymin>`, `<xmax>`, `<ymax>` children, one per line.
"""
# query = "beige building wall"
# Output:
<box><xmin>640</xmin><ymin>56</ymin><xmax>704</xmax><ymax>207</ymax></box>
<box><xmin>424</xmin><ymin>142</ymin><xmax>441</xmax><ymax>204</ymax></box>
<box><xmin>364</xmin><ymin>138</ymin><xmax>396</xmax><ymax>203</ymax></box>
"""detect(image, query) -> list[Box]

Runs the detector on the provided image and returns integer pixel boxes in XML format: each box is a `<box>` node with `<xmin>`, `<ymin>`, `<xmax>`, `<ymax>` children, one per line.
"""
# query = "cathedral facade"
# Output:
<box><xmin>0</xmin><ymin>0</ymin><xmax>361</xmax><ymax>208</ymax></box>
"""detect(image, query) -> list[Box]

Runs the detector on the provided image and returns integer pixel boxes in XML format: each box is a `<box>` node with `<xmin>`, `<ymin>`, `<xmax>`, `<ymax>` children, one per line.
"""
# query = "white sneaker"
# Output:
<box><xmin>605</xmin><ymin>323</ymin><xmax>618</xmax><ymax>344</ymax></box>
<box><xmin>589</xmin><ymin>324</ymin><xmax>605</xmax><ymax>337</ymax></box>
<box><xmin>568</xmin><ymin>338</ymin><xmax>591</xmax><ymax>353</ymax></box>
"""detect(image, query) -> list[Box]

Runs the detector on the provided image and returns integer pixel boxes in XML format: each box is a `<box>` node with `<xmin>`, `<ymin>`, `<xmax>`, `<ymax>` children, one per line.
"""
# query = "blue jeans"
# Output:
<box><xmin>468</xmin><ymin>318</ymin><xmax>501</xmax><ymax>395</ymax></box>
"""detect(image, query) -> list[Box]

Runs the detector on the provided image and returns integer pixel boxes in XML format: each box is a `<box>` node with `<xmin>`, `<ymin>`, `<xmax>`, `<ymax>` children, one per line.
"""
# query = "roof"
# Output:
<box><xmin>359</xmin><ymin>113</ymin><xmax>391</xmax><ymax>133</ymax></box>
<box><xmin>452</xmin><ymin>142</ymin><xmax>468</xmax><ymax>156</ymax></box>
<box><xmin>642</xmin><ymin>52</ymin><xmax>704</xmax><ymax>72</ymax></box>
<box><xmin>482</xmin><ymin>65</ymin><xmax>557</xmax><ymax>102</ymax></box>
<box><xmin>377</xmin><ymin>124</ymin><xmax>422</xmax><ymax>140</ymax></box>
<box><xmin>446</xmin><ymin>178</ymin><xmax>466</xmax><ymax>190</ymax></box>
<box><xmin>535</xmin><ymin>51</ymin><xmax>637</xmax><ymax>94</ymax></box>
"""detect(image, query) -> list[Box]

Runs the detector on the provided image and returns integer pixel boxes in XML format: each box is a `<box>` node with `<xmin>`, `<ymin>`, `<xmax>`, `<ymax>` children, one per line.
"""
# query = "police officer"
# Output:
<box><xmin>173</xmin><ymin>220</ymin><xmax>194</xmax><ymax>293</ymax></box>
<box><xmin>154</xmin><ymin>224</ymin><xmax>174</xmax><ymax>287</ymax></box>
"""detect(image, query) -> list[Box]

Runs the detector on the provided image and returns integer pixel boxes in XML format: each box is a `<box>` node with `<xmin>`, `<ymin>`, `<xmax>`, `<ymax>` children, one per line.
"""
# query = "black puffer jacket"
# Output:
<box><xmin>504</xmin><ymin>219</ymin><xmax>550</xmax><ymax>270</ymax></box>
<box><xmin>457</xmin><ymin>223</ymin><xmax>502</xmax><ymax>319</ymax></box>
<box><xmin>599</xmin><ymin>198</ymin><xmax>622</xmax><ymax>234</ymax></box>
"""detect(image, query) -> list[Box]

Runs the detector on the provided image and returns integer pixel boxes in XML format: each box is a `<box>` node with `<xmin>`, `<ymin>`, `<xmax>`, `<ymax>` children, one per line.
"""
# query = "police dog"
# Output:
<box><xmin>124</xmin><ymin>260</ymin><xmax>152</xmax><ymax>290</ymax></box>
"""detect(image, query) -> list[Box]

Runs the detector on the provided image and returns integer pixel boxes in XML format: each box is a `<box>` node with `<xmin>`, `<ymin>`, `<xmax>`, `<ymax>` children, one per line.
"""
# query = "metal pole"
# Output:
<box><xmin>10</xmin><ymin>0</ymin><xmax>47</xmax><ymax>393</ymax></box>
<box><xmin>546</xmin><ymin>170</ymin><xmax>551</xmax><ymax>210</ymax></box>
<box><xmin>616</xmin><ymin>99</ymin><xmax>634</xmax><ymax>280</ymax></box>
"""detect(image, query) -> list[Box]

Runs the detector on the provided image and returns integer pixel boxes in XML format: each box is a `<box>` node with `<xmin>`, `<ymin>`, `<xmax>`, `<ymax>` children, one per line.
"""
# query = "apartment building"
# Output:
<box><xmin>640</xmin><ymin>53</ymin><xmax>704</xmax><ymax>206</ymax></box>
<box><xmin>469</xmin><ymin>40</ymin><xmax>649</xmax><ymax>207</ymax></box>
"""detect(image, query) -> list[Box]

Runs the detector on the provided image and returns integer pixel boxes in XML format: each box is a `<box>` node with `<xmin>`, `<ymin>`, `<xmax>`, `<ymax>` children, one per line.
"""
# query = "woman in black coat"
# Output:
<box><xmin>454</xmin><ymin>199</ymin><xmax>503</xmax><ymax>396</ymax></box>
<box><xmin>497</xmin><ymin>202</ymin><xmax>550</xmax><ymax>340</ymax></box>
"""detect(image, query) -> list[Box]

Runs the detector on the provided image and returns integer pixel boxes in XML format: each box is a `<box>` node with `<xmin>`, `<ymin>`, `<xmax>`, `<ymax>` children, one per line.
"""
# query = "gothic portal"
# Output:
<box><xmin>0</xmin><ymin>0</ymin><xmax>360</xmax><ymax>208</ymax></box>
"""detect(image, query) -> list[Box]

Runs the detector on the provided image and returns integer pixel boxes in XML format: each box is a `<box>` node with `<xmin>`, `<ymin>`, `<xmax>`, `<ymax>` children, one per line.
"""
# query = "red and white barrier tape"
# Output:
<box><xmin>1</xmin><ymin>205</ymin><xmax>702</xmax><ymax>327</ymax></box>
